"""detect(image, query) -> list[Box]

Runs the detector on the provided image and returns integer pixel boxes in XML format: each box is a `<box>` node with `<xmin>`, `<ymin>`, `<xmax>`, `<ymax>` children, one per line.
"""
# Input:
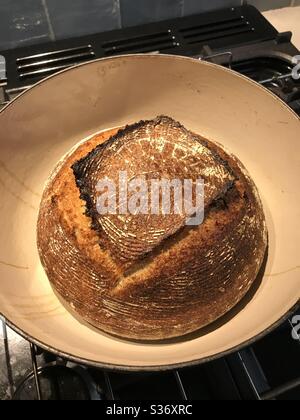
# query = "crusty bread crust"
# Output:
<box><xmin>37</xmin><ymin>117</ymin><xmax>267</xmax><ymax>340</ymax></box>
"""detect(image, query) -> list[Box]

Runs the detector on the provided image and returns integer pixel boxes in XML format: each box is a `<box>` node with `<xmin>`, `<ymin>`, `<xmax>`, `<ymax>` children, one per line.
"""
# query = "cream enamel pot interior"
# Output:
<box><xmin>0</xmin><ymin>54</ymin><xmax>299</xmax><ymax>370</ymax></box>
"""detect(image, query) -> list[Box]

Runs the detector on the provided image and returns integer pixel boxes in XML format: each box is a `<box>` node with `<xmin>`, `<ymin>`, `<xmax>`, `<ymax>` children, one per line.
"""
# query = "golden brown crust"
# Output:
<box><xmin>37</xmin><ymin>117</ymin><xmax>267</xmax><ymax>340</ymax></box>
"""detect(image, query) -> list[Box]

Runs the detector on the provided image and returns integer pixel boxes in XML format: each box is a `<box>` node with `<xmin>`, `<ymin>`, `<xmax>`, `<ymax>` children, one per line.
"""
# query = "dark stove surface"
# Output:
<box><xmin>232</xmin><ymin>57</ymin><xmax>300</xmax><ymax>113</ymax></box>
<box><xmin>0</xmin><ymin>5</ymin><xmax>299</xmax><ymax>400</ymax></box>
<box><xmin>2</xmin><ymin>318</ymin><xmax>299</xmax><ymax>400</ymax></box>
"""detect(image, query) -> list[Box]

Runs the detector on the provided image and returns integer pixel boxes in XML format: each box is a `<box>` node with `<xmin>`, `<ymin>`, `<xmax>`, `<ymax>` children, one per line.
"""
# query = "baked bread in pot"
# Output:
<box><xmin>37</xmin><ymin>116</ymin><xmax>267</xmax><ymax>340</ymax></box>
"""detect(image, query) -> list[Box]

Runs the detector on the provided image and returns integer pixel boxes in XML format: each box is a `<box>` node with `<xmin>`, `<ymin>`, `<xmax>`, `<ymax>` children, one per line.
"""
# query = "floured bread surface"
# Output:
<box><xmin>37</xmin><ymin>116</ymin><xmax>267</xmax><ymax>340</ymax></box>
<box><xmin>72</xmin><ymin>117</ymin><xmax>235</xmax><ymax>267</ymax></box>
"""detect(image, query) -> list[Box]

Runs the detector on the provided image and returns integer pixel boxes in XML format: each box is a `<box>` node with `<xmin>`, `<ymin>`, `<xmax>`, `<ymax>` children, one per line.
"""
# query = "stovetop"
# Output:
<box><xmin>0</xmin><ymin>5</ymin><xmax>300</xmax><ymax>400</ymax></box>
<box><xmin>0</xmin><ymin>5</ymin><xmax>299</xmax><ymax>114</ymax></box>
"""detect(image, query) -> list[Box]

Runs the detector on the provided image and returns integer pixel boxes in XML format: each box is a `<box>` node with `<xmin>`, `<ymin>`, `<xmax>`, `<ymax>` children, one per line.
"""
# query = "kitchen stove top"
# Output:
<box><xmin>0</xmin><ymin>5</ymin><xmax>299</xmax><ymax>400</ymax></box>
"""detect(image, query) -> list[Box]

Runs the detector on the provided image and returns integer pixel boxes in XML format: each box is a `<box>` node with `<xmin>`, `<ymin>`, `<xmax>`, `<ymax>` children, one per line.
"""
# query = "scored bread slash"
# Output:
<box><xmin>72</xmin><ymin>116</ymin><xmax>236</xmax><ymax>266</ymax></box>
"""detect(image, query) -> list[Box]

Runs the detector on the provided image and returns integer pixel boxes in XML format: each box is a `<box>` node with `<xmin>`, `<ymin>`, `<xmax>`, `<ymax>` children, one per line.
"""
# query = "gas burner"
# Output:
<box><xmin>231</xmin><ymin>56</ymin><xmax>300</xmax><ymax>114</ymax></box>
<box><xmin>12</xmin><ymin>364</ymin><xmax>101</xmax><ymax>400</ymax></box>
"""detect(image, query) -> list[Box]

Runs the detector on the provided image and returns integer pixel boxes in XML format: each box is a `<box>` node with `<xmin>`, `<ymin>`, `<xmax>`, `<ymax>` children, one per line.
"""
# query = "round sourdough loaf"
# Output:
<box><xmin>37</xmin><ymin>116</ymin><xmax>267</xmax><ymax>340</ymax></box>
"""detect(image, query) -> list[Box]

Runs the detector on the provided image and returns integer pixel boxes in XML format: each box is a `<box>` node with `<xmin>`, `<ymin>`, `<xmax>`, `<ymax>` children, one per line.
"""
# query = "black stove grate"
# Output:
<box><xmin>179</xmin><ymin>16</ymin><xmax>254</xmax><ymax>46</ymax></box>
<box><xmin>102</xmin><ymin>31</ymin><xmax>177</xmax><ymax>55</ymax></box>
<box><xmin>16</xmin><ymin>45</ymin><xmax>95</xmax><ymax>80</ymax></box>
<box><xmin>2</xmin><ymin>316</ymin><xmax>299</xmax><ymax>400</ymax></box>
<box><xmin>0</xmin><ymin>5</ymin><xmax>277</xmax><ymax>91</ymax></box>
